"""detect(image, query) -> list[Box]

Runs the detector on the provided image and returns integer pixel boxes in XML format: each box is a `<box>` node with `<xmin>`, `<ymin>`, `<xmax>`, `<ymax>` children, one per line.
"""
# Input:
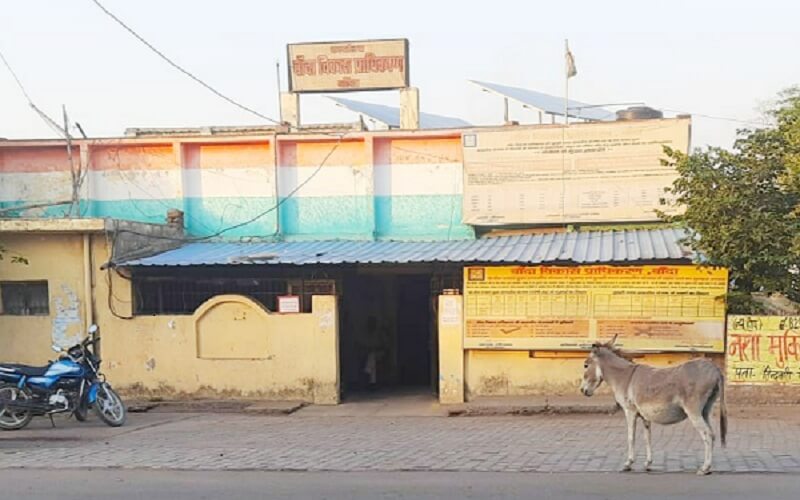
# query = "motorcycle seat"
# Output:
<box><xmin>0</xmin><ymin>364</ymin><xmax>49</xmax><ymax>377</ymax></box>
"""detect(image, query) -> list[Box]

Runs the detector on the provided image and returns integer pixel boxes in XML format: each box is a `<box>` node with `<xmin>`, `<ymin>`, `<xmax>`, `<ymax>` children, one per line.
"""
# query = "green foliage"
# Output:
<box><xmin>663</xmin><ymin>87</ymin><xmax>800</xmax><ymax>313</ymax></box>
<box><xmin>0</xmin><ymin>244</ymin><xmax>29</xmax><ymax>265</ymax></box>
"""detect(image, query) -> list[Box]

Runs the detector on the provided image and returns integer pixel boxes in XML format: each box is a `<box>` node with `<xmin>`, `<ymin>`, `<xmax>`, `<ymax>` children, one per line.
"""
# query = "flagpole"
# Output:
<box><xmin>562</xmin><ymin>39</ymin><xmax>568</xmax><ymax>221</ymax></box>
<box><xmin>564</xmin><ymin>39</ymin><xmax>569</xmax><ymax>126</ymax></box>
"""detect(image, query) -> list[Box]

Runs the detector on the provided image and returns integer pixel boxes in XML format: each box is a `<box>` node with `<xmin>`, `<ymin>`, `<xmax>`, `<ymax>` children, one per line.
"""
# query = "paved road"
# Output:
<box><xmin>3</xmin><ymin>470</ymin><xmax>800</xmax><ymax>500</ymax></box>
<box><xmin>1</xmin><ymin>412</ymin><xmax>798</xmax><ymax>473</ymax></box>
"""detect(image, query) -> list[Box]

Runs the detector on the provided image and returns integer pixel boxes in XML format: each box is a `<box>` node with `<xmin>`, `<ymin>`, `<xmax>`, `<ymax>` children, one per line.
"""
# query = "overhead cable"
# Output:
<box><xmin>89</xmin><ymin>0</ymin><xmax>281</xmax><ymax>125</ymax></box>
<box><xmin>0</xmin><ymin>46</ymin><xmax>67</xmax><ymax>137</ymax></box>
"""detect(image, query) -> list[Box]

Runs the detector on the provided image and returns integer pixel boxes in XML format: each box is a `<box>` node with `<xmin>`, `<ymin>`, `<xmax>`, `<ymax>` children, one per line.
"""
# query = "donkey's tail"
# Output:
<box><xmin>719</xmin><ymin>373</ymin><xmax>728</xmax><ymax>448</ymax></box>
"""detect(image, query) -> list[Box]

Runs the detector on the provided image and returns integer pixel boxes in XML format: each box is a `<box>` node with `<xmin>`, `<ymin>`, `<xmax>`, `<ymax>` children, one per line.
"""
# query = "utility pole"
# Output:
<box><xmin>63</xmin><ymin>105</ymin><xmax>79</xmax><ymax>217</ymax></box>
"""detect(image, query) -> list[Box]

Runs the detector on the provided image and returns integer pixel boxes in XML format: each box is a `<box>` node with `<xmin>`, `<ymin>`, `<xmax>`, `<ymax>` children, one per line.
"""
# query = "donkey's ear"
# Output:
<box><xmin>608</xmin><ymin>334</ymin><xmax>618</xmax><ymax>346</ymax></box>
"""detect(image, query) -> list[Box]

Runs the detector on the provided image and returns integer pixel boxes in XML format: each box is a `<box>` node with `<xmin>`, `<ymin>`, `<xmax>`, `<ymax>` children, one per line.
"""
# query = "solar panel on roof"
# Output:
<box><xmin>327</xmin><ymin>96</ymin><xmax>471</xmax><ymax>129</ymax></box>
<box><xmin>469</xmin><ymin>80</ymin><xmax>614</xmax><ymax>121</ymax></box>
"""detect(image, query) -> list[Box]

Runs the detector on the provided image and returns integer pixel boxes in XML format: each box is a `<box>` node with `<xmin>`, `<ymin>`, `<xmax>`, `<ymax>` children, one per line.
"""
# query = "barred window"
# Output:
<box><xmin>0</xmin><ymin>281</ymin><xmax>49</xmax><ymax>316</ymax></box>
<box><xmin>133</xmin><ymin>277</ymin><xmax>290</xmax><ymax>315</ymax></box>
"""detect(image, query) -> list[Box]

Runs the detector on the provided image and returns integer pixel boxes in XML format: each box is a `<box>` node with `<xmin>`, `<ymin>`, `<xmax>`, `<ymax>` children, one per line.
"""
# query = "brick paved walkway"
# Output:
<box><xmin>1</xmin><ymin>414</ymin><xmax>798</xmax><ymax>473</ymax></box>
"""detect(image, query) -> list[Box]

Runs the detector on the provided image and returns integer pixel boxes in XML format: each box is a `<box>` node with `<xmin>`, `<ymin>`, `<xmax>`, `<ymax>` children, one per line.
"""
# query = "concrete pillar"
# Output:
<box><xmin>312</xmin><ymin>295</ymin><xmax>340</xmax><ymax>404</ymax></box>
<box><xmin>399</xmin><ymin>87</ymin><xmax>420</xmax><ymax>130</ymax></box>
<box><xmin>280</xmin><ymin>92</ymin><xmax>300</xmax><ymax>128</ymax></box>
<box><xmin>438</xmin><ymin>294</ymin><xmax>464</xmax><ymax>404</ymax></box>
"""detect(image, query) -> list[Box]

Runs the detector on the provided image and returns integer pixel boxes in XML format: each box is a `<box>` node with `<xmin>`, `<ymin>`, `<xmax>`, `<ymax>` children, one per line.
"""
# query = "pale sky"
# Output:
<box><xmin>1</xmin><ymin>0</ymin><xmax>798</xmax><ymax>149</ymax></box>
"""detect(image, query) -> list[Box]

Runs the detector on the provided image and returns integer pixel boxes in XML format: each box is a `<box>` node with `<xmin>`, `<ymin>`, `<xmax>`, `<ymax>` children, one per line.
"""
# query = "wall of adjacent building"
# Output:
<box><xmin>0</xmin><ymin>132</ymin><xmax>474</xmax><ymax>242</ymax></box>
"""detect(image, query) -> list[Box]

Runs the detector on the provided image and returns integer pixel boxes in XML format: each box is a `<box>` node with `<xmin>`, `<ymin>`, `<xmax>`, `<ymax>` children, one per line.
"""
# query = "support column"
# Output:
<box><xmin>399</xmin><ymin>87</ymin><xmax>420</xmax><ymax>130</ymax></box>
<box><xmin>438</xmin><ymin>294</ymin><xmax>464</xmax><ymax>404</ymax></box>
<box><xmin>312</xmin><ymin>295</ymin><xmax>340</xmax><ymax>404</ymax></box>
<box><xmin>82</xmin><ymin>233</ymin><xmax>93</xmax><ymax>334</ymax></box>
<box><xmin>280</xmin><ymin>92</ymin><xmax>300</xmax><ymax>128</ymax></box>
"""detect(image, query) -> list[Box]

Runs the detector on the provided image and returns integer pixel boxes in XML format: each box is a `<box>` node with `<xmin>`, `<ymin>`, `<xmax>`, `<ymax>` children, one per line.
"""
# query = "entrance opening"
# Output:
<box><xmin>396</xmin><ymin>275</ymin><xmax>432</xmax><ymax>386</ymax></box>
<box><xmin>339</xmin><ymin>271</ymin><xmax>435</xmax><ymax>400</ymax></box>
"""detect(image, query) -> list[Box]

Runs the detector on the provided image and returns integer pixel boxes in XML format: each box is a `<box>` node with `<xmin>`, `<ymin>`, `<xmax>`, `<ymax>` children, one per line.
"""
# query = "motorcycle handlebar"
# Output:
<box><xmin>82</xmin><ymin>336</ymin><xmax>100</xmax><ymax>347</ymax></box>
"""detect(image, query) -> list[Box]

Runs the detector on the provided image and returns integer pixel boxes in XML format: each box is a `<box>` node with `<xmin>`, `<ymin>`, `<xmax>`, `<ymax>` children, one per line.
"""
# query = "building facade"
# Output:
<box><xmin>0</xmin><ymin>122</ymin><xmax>722</xmax><ymax>404</ymax></box>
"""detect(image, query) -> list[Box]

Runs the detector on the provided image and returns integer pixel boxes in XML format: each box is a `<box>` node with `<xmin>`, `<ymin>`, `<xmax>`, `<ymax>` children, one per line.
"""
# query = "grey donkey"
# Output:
<box><xmin>580</xmin><ymin>336</ymin><xmax>728</xmax><ymax>475</ymax></box>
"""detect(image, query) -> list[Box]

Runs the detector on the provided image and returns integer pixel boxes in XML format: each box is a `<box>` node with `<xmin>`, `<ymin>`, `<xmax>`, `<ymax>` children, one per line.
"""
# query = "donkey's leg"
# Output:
<box><xmin>702</xmin><ymin>389</ymin><xmax>718</xmax><ymax>444</ymax></box>
<box><xmin>687</xmin><ymin>410</ymin><xmax>714</xmax><ymax>475</ymax></box>
<box><xmin>642</xmin><ymin>418</ymin><xmax>653</xmax><ymax>471</ymax></box>
<box><xmin>622</xmin><ymin>410</ymin><xmax>638</xmax><ymax>472</ymax></box>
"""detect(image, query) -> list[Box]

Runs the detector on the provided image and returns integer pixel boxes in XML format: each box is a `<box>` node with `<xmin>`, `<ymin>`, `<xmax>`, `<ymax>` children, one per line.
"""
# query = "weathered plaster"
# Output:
<box><xmin>51</xmin><ymin>284</ymin><xmax>82</xmax><ymax>348</ymax></box>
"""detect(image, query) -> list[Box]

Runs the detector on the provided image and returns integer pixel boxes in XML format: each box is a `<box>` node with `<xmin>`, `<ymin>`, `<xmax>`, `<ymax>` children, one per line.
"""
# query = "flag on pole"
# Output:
<box><xmin>565</xmin><ymin>43</ymin><xmax>577</xmax><ymax>78</ymax></box>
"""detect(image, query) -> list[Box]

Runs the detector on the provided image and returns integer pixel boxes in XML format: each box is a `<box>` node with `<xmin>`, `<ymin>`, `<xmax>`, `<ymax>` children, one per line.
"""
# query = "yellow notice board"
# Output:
<box><xmin>463</xmin><ymin>266</ymin><xmax>727</xmax><ymax>352</ymax></box>
<box><xmin>727</xmin><ymin>316</ymin><xmax>800</xmax><ymax>385</ymax></box>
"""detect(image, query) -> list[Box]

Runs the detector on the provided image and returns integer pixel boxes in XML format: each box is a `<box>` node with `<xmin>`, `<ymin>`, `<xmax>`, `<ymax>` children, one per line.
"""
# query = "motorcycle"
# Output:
<box><xmin>0</xmin><ymin>324</ymin><xmax>126</xmax><ymax>430</ymax></box>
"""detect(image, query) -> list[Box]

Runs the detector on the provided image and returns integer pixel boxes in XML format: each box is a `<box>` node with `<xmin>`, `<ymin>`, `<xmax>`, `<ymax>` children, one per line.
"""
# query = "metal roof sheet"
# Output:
<box><xmin>470</xmin><ymin>80</ymin><xmax>615</xmax><ymax>121</ymax></box>
<box><xmin>327</xmin><ymin>96</ymin><xmax>471</xmax><ymax>129</ymax></box>
<box><xmin>119</xmin><ymin>228</ymin><xmax>693</xmax><ymax>267</ymax></box>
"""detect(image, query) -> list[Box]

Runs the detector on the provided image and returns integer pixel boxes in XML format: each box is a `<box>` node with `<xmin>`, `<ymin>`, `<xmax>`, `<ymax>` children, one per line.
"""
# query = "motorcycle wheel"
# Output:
<box><xmin>0</xmin><ymin>385</ymin><xmax>33</xmax><ymax>431</ymax></box>
<box><xmin>94</xmin><ymin>384</ymin><xmax>126</xmax><ymax>427</ymax></box>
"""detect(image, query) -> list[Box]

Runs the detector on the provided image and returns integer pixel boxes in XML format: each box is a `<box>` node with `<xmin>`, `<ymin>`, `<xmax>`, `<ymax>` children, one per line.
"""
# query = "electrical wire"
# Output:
<box><xmin>89</xmin><ymin>0</ymin><xmax>281</xmax><ymax>125</ymax></box>
<box><xmin>659</xmin><ymin>109</ymin><xmax>770</xmax><ymax>127</ymax></box>
<box><xmin>0</xmin><ymin>47</ymin><xmax>33</xmax><ymax>102</ymax></box>
<box><xmin>187</xmin><ymin>133</ymin><xmax>344</xmax><ymax>238</ymax></box>
<box><xmin>389</xmin><ymin>145</ymin><xmax>463</xmax><ymax>241</ymax></box>
<box><xmin>107</xmin><ymin>144</ymin><xmax>218</xmax><ymax>234</ymax></box>
<box><xmin>105</xmin><ymin>231</ymin><xmax>134</xmax><ymax>319</ymax></box>
<box><xmin>6</xmin><ymin>10</ymin><xmax>773</xmax><ymax>243</ymax></box>
<box><xmin>0</xmin><ymin>46</ymin><xmax>67</xmax><ymax>137</ymax></box>
<box><xmin>391</xmin><ymin>146</ymin><xmax>460</xmax><ymax>164</ymax></box>
<box><xmin>2</xmin><ymin>45</ymin><xmax>85</xmax><ymax>216</ymax></box>
<box><xmin>111</xmin><ymin>134</ymin><xmax>347</xmax><ymax>244</ymax></box>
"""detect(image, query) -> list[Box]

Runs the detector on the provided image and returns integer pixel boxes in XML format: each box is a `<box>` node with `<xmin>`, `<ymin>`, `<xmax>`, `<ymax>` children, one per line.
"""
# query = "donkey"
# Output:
<box><xmin>580</xmin><ymin>336</ymin><xmax>728</xmax><ymax>475</ymax></box>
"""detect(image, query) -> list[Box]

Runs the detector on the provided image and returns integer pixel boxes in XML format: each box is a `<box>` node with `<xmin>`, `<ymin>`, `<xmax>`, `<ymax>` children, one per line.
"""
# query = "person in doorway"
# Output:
<box><xmin>362</xmin><ymin>316</ymin><xmax>386</xmax><ymax>390</ymax></box>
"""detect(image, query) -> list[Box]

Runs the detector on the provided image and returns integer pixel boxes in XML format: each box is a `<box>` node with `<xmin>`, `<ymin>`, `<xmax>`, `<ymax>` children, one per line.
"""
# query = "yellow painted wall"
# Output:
<box><xmin>96</xmin><ymin>255</ymin><xmax>339</xmax><ymax>403</ymax></box>
<box><xmin>195</xmin><ymin>296</ymin><xmax>273</xmax><ymax>359</ymax></box>
<box><xmin>0</xmin><ymin>233</ymin><xmax>89</xmax><ymax>364</ymax></box>
<box><xmin>464</xmin><ymin>349</ymin><xmax>720</xmax><ymax>398</ymax></box>
<box><xmin>1</xmin><ymin>234</ymin><xmax>339</xmax><ymax>404</ymax></box>
<box><xmin>432</xmin><ymin>293</ymin><xmax>720</xmax><ymax>401</ymax></box>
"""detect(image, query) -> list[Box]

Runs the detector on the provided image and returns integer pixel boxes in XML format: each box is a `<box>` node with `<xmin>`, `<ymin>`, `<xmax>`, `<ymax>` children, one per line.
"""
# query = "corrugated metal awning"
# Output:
<box><xmin>118</xmin><ymin>229</ymin><xmax>694</xmax><ymax>267</ymax></box>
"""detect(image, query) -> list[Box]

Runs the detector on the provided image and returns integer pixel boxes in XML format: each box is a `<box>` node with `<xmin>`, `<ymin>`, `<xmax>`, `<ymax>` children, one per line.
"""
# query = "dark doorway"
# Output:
<box><xmin>396</xmin><ymin>275</ymin><xmax>432</xmax><ymax>386</ymax></box>
<box><xmin>338</xmin><ymin>271</ymin><xmax>434</xmax><ymax>399</ymax></box>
